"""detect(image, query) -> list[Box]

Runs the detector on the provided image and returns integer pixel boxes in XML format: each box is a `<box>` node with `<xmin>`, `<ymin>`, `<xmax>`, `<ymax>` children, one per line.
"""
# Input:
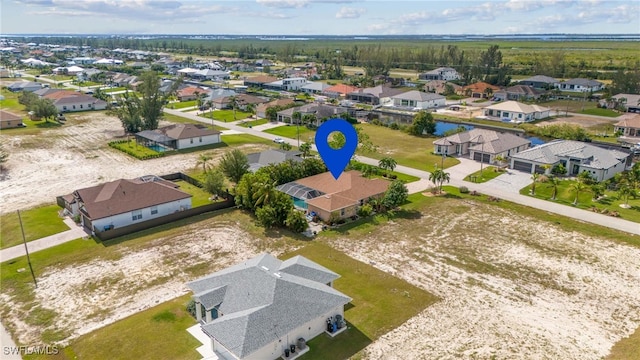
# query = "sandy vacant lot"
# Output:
<box><xmin>0</xmin><ymin>113</ymin><xmax>264</xmax><ymax>215</ymax></box>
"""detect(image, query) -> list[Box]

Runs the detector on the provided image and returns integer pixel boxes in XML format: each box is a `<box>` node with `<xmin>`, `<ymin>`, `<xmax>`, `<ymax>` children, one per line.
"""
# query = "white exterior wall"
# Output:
<box><xmin>441</xmin><ymin>69</ymin><xmax>460</xmax><ymax>81</ymax></box>
<box><xmin>580</xmin><ymin>160</ymin><xmax>625</xmax><ymax>182</ymax></box>
<box><xmin>59</xmin><ymin>101</ymin><xmax>107</xmax><ymax>113</ymax></box>
<box><xmin>282</xmin><ymin>78</ymin><xmax>307</xmax><ymax>91</ymax></box>
<box><xmin>416</xmin><ymin>98</ymin><xmax>445</xmax><ymax>109</ymax></box>
<box><xmin>557</xmin><ymin>83</ymin><xmax>603</xmax><ymax>92</ymax></box>
<box><xmin>177</xmin><ymin>134</ymin><xmax>221</xmax><ymax>149</ymax></box>
<box><xmin>92</xmin><ymin>198</ymin><xmax>191</xmax><ymax>231</ymax></box>
<box><xmin>241</xmin><ymin>304</ymin><xmax>345</xmax><ymax>360</ymax></box>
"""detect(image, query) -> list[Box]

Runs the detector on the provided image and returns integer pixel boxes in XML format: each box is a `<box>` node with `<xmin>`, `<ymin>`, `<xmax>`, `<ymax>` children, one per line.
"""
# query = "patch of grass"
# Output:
<box><xmin>162</xmin><ymin>113</ymin><xmax>228</xmax><ymax>131</ymax></box>
<box><xmin>283</xmin><ymin>242</ymin><xmax>439</xmax><ymax>359</ymax></box>
<box><xmin>169</xmin><ymin>100</ymin><xmax>197</xmax><ymax>110</ymax></box>
<box><xmin>264</xmin><ymin>125</ymin><xmax>316</xmax><ymax>142</ymax></box>
<box><xmin>102</xmin><ymin>87</ymin><xmax>128</xmax><ymax>93</ymax></box>
<box><xmin>173</xmin><ymin>180</ymin><xmax>212</xmax><ymax>207</ymax></box>
<box><xmin>221</xmin><ymin>134</ymin><xmax>276</xmax><ymax>147</ymax></box>
<box><xmin>238</xmin><ymin>118</ymin><xmax>268</xmax><ymax>128</ymax></box>
<box><xmin>607</xmin><ymin>325</ymin><xmax>640</xmax><ymax>360</ymax></box>
<box><xmin>464</xmin><ymin>166</ymin><xmax>504</xmax><ymax>183</ymax></box>
<box><xmin>0</xmin><ymin>90</ymin><xmax>25</xmax><ymax>113</ymax></box>
<box><xmin>45</xmin><ymin>75</ymin><xmax>75</xmax><ymax>81</ymax></box>
<box><xmin>520</xmin><ymin>180</ymin><xmax>640</xmax><ymax>223</ymax></box>
<box><xmin>580</xmin><ymin>108</ymin><xmax>621</xmax><ymax>117</ymax></box>
<box><xmin>108</xmin><ymin>140</ymin><xmax>163</xmax><ymax>160</ymax></box>
<box><xmin>66</xmin><ymin>295</ymin><xmax>199</xmax><ymax>360</ymax></box>
<box><xmin>0</xmin><ymin>204</ymin><xmax>69</xmax><ymax>249</ymax></box>
<box><xmin>199</xmin><ymin>109</ymin><xmax>251</xmax><ymax>122</ymax></box>
<box><xmin>356</xmin><ymin>123</ymin><xmax>460</xmax><ymax>172</ymax></box>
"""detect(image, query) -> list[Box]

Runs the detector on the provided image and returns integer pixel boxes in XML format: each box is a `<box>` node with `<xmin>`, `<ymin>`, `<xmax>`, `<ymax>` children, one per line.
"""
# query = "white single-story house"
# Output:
<box><xmin>136</xmin><ymin>123</ymin><xmax>221</xmax><ymax>150</ymax></box>
<box><xmin>390</xmin><ymin>91</ymin><xmax>445</xmax><ymax>109</ymax></box>
<box><xmin>556</xmin><ymin>78</ymin><xmax>604</xmax><ymax>93</ymax></box>
<box><xmin>187</xmin><ymin>253</ymin><xmax>351</xmax><ymax>360</ymax></box>
<box><xmin>7</xmin><ymin>81</ymin><xmax>43</xmax><ymax>92</ymax></box>
<box><xmin>614</xmin><ymin>113</ymin><xmax>640</xmax><ymax>138</ymax></box>
<box><xmin>300</xmin><ymin>81</ymin><xmax>330</xmax><ymax>94</ymax></box>
<box><xmin>483</xmin><ymin>101</ymin><xmax>551</xmax><ymax>122</ymax></box>
<box><xmin>61</xmin><ymin>175</ymin><xmax>192</xmax><ymax>233</ymax></box>
<box><xmin>52</xmin><ymin>65</ymin><xmax>84</xmax><ymax>75</ymax></box>
<box><xmin>607</xmin><ymin>93</ymin><xmax>640</xmax><ymax>113</ymax></box>
<box><xmin>518</xmin><ymin>75</ymin><xmax>558</xmax><ymax>89</ymax></box>
<box><xmin>433</xmin><ymin>128</ymin><xmax>531</xmax><ymax>164</ymax></box>
<box><xmin>419</xmin><ymin>67</ymin><xmax>460</xmax><ymax>81</ymax></box>
<box><xmin>510</xmin><ymin>140</ymin><xmax>630</xmax><ymax>181</ymax></box>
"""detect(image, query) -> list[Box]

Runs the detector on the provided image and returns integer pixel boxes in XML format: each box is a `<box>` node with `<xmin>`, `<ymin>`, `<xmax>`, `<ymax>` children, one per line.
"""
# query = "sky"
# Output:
<box><xmin>1</xmin><ymin>0</ymin><xmax>639</xmax><ymax>35</ymax></box>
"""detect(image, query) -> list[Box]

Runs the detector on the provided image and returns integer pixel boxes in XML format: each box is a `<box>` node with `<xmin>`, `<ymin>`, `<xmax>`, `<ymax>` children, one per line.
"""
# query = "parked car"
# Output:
<box><xmin>273</xmin><ymin>138</ymin><xmax>285</xmax><ymax>144</ymax></box>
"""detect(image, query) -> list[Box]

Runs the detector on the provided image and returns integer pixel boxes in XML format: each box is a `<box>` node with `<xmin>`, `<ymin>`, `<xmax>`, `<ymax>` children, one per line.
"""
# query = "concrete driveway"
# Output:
<box><xmin>484</xmin><ymin>170</ymin><xmax>533</xmax><ymax>194</ymax></box>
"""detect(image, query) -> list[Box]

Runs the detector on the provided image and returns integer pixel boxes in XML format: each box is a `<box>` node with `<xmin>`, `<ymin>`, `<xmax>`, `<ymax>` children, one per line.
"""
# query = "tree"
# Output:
<box><xmin>265</xmin><ymin>106</ymin><xmax>278</xmax><ymax>122</ymax></box>
<box><xmin>219</xmin><ymin>149</ymin><xmax>249</xmax><ymax>184</ymax></box>
<box><xmin>547</xmin><ymin>176</ymin><xmax>561</xmax><ymax>200</ymax></box>
<box><xmin>235</xmin><ymin>171</ymin><xmax>270</xmax><ymax>211</ymax></box>
<box><xmin>203</xmin><ymin>167</ymin><xmax>225</xmax><ymax>197</ymax></box>
<box><xmin>280</xmin><ymin>142</ymin><xmax>292</xmax><ymax>151</ymax></box>
<box><xmin>299</xmin><ymin>142</ymin><xmax>312</xmax><ymax>158</ymax></box>
<box><xmin>245</xmin><ymin>103</ymin><xmax>256</xmax><ymax>118</ymax></box>
<box><xmin>408</xmin><ymin>111</ymin><xmax>436</xmax><ymax>136</ymax></box>
<box><xmin>254</xmin><ymin>178</ymin><xmax>278</xmax><ymax>208</ymax></box>
<box><xmin>255</xmin><ymin>205</ymin><xmax>279</xmax><ymax>228</ymax></box>
<box><xmin>429</xmin><ymin>168</ymin><xmax>450</xmax><ymax>193</ymax></box>
<box><xmin>18</xmin><ymin>91</ymin><xmax>39</xmax><ymax>110</ymax></box>
<box><xmin>570</xmin><ymin>181</ymin><xmax>587</xmax><ymax>206</ymax></box>
<box><xmin>196</xmin><ymin>154</ymin><xmax>212</xmax><ymax>173</ymax></box>
<box><xmin>228</xmin><ymin>95</ymin><xmax>239</xmax><ymax>120</ymax></box>
<box><xmin>32</xmin><ymin>98</ymin><xmax>58</xmax><ymax>122</ymax></box>
<box><xmin>0</xmin><ymin>143</ymin><xmax>8</xmax><ymax>171</ymax></box>
<box><xmin>110</xmin><ymin>91</ymin><xmax>142</xmax><ymax>133</ymax></box>
<box><xmin>531</xmin><ymin>173</ymin><xmax>540</xmax><ymax>195</ymax></box>
<box><xmin>378</xmin><ymin>157</ymin><xmax>397</xmax><ymax>173</ymax></box>
<box><xmin>618</xmin><ymin>183</ymin><xmax>632</xmax><ymax>208</ymax></box>
<box><xmin>382</xmin><ymin>180</ymin><xmax>408</xmax><ymax>210</ymax></box>
<box><xmin>132</xmin><ymin>70</ymin><xmax>178</xmax><ymax>130</ymax></box>
<box><xmin>285</xmin><ymin>210</ymin><xmax>308</xmax><ymax>233</ymax></box>
<box><xmin>93</xmin><ymin>87</ymin><xmax>110</xmax><ymax>102</ymax></box>
<box><xmin>551</xmin><ymin>163</ymin><xmax>567</xmax><ymax>176</ymax></box>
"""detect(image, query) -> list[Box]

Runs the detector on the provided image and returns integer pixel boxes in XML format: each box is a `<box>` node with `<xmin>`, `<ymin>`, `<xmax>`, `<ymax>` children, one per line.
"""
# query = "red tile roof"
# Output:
<box><xmin>298</xmin><ymin>171</ymin><xmax>390</xmax><ymax>212</ymax></box>
<box><xmin>323</xmin><ymin>84</ymin><xmax>360</xmax><ymax>95</ymax></box>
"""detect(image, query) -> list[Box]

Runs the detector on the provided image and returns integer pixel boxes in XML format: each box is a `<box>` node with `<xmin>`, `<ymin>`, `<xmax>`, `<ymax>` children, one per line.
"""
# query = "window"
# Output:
<box><xmin>340</xmin><ymin>209</ymin><xmax>345</xmax><ymax>216</ymax></box>
<box><xmin>80</xmin><ymin>104</ymin><xmax>83</xmax><ymax>109</ymax></box>
<box><xmin>63</xmin><ymin>106</ymin><xmax>67</xmax><ymax>110</ymax></box>
<box><xmin>72</xmin><ymin>105</ymin><xmax>76</xmax><ymax>109</ymax></box>
<box><xmin>199</xmin><ymin>137</ymin><xmax>202</xmax><ymax>143</ymax></box>
<box><xmin>190</xmin><ymin>138</ymin><xmax>194</xmax><ymax>144</ymax></box>
<box><xmin>150</xmin><ymin>206</ymin><xmax>158</xmax><ymax>215</ymax></box>
<box><xmin>131</xmin><ymin>210</ymin><xmax>142</xmax><ymax>221</ymax></box>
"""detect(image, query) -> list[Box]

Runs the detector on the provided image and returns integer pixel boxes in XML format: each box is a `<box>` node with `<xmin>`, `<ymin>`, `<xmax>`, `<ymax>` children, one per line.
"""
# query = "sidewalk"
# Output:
<box><xmin>0</xmin><ymin>218</ymin><xmax>89</xmax><ymax>263</ymax></box>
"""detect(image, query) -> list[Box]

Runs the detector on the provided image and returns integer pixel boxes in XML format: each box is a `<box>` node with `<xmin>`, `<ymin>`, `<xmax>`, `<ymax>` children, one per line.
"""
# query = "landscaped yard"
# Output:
<box><xmin>168</xmin><ymin>100</ymin><xmax>197</xmax><ymax>110</ymax></box>
<box><xmin>108</xmin><ymin>139</ymin><xmax>163</xmax><ymax>160</ymax></box>
<box><xmin>580</xmin><ymin>108</ymin><xmax>621</xmax><ymax>117</ymax></box>
<box><xmin>0</xmin><ymin>89</ymin><xmax>26</xmax><ymax>114</ymax></box>
<box><xmin>173</xmin><ymin>180</ymin><xmax>213</xmax><ymax>207</ymax></box>
<box><xmin>356</xmin><ymin>123</ymin><xmax>460</xmax><ymax>172</ymax></box>
<box><xmin>102</xmin><ymin>87</ymin><xmax>128</xmax><ymax>93</ymax></box>
<box><xmin>199</xmin><ymin>109</ymin><xmax>251</xmax><ymax>122</ymax></box>
<box><xmin>520</xmin><ymin>180</ymin><xmax>640</xmax><ymax>223</ymax></box>
<box><xmin>162</xmin><ymin>113</ymin><xmax>228</xmax><ymax>131</ymax></box>
<box><xmin>0</xmin><ymin>204</ymin><xmax>69</xmax><ymax>249</ymax></box>
<box><xmin>264</xmin><ymin>124</ymin><xmax>316</xmax><ymax>142</ymax></box>
<box><xmin>221</xmin><ymin>133</ymin><xmax>277</xmax><ymax>147</ymax></box>
<box><xmin>238</xmin><ymin>118</ymin><xmax>268</xmax><ymax>128</ymax></box>
<box><xmin>464</xmin><ymin>166</ymin><xmax>504</xmax><ymax>183</ymax></box>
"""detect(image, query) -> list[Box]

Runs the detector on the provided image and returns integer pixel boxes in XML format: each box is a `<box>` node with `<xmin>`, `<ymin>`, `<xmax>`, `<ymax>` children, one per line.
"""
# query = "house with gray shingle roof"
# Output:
<box><xmin>390</xmin><ymin>90</ymin><xmax>445</xmax><ymax>110</ymax></box>
<box><xmin>247</xmin><ymin>149</ymin><xmax>303</xmax><ymax>172</ymax></box>
<box><xmin>433</xmin><ymin>128</ymin><xmax>531</xmax><ymax>165</ymax></box>
<box><xmin>519</xmin><ymin>75</ymin><xmax>558</xmax><ymax>89</ymax></box>
<box><xmin>510</xmin><ymin>140</ymin><xmax>630</xmax><ymax>181</ymax></box>
<box><xmin>557</xmin><ymin>78</ymin><xmax>604</xmax><ymax>93</ymax></box>
<box><xmin>187</xmin><ymin>253</ymin><xmax>351</xmax><ymax>360</ymax></box>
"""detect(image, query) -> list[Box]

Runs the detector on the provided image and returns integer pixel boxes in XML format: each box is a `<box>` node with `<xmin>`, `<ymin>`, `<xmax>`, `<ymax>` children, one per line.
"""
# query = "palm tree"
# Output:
<box><xmin>570</xmin><ymin>181</ymin><xmax>587</xmax><ymax>206</ymax></box>
<box><xmin>429</xmin><ymin>169</ymin><xmax>450</xmax><ymax>194</ymax></box>
<box><xmin>292</xmin><ymin>111</ymin><xmax>302</xmax><ymax>146</ymax></box>
<box><xmin>530</xmin><ymin>173</ymin><xmax>540</xmax><ymax>195</ymax></box>
<box><xmin>618</xmin><ymin>183</ymin><xmax>632</xmax><ymax>208</ymax></box>
<box><xmin>196</xmin><ymin>154</ymin><xmax>212</xmax><ymax>173</ymax></box>
<box><xmin>254</xmin><ymin>179</ymin><xmax>278</xmax><ymax>207</ymax></box>
<box><xmin>547</xmin><ymin>176</ymin><xmax>561</xmax><ymax>200</ymax></box>
<box><xmin>228</xmin><ymin>96</ymin><xmax>239</xmax><ymax>120</ymax></box>
<box><xmin>245</xmin><ymin>103</ymin><xmax>256</xmax><ymax>119</ymax></box>
<box><xmin>378</xmin><ymin>157</ymin><xmax>397</xmax><ymax>173</ymax></box>
<box><xmin>299</xmin><ymin>142</ymin><xmax>312</xmax><ymax>158</ymax></box>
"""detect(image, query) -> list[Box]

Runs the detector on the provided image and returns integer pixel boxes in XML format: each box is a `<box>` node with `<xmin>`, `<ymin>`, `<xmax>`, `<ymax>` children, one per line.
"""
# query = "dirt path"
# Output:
<box><xmin>328</xmin><ymin>200</ymin><xmax>640</xmax><ymax>359</ymax></box>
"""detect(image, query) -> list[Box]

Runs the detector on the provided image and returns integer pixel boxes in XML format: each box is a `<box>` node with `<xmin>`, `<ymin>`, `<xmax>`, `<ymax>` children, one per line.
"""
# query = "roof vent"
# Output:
<box><xmin>274</xmin><ymin>272</ymin><xmax>281</xmax><ymax>278</ymax></box>
<box><xmin>260</xmin><ymin>266</ymin><xmax>269</xmax><ymax>271</ymax></box>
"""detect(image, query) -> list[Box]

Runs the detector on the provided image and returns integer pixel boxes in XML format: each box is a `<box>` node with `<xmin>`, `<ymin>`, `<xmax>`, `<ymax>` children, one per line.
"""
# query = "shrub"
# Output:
<box><xmin>459</xmin><ymin>186</ymin><xmax>469</xmax><ymax>194</ymax></box>
<box><xmin>285</xmin><ymin>210</ymin><xmax>308</xmax><ymax>233</ymax></box>
<box><xmin>357</xmin><ymin>203</ymin><xmax>373</xmax><ymax>217</ymax></box>
<box><xmin>389</xmin><ymin>122</ymin><xmax>400</xmax><ymax>130</ymax></box>
<box><xmin>186</xmin><ymin>299</ymin><xmax>196</xmax><ymax>319</ymax></box>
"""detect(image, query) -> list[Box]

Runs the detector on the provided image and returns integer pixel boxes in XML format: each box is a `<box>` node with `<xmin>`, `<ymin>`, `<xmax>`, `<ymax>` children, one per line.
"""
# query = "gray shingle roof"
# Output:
<box><xmin>188</xmin><ymin>253</ymin><xmax>350</xmax><ymax>359</ymax></box>
<box><xmin>520</xmin><ymin>75</ymin><xmax>558</xmax><ymax>84</ymax></box>
<box><xmin>561</xmin><ymin>78</ymin><xmax>603</xmax><ymax>87</ymax></box>
<box><xmin>391</xmin><ymin>90</ymin><xmax>445</xmax><ymax>101</ymax></box>
<box><xmin>511</xmin><ymin>140</ymin><xmax>628</xmax><ymax>168</ymax></box>
<box><xmin>246</xmin><ymin>149</ymin><xmax>302</xmax><ymax>172</ymax></box>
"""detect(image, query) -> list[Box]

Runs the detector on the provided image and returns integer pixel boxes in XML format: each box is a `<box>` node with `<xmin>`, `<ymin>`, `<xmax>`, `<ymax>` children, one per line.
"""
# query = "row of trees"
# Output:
<box><xmin>17</xmin><ymin>91</ymin><xmax>58</xmax><ymax>122</ymax></box>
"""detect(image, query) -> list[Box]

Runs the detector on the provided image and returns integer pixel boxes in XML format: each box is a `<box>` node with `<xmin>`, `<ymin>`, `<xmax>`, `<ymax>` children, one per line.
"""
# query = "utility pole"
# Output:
<box><xmin>17</xmin><ymin>210</ymin><xmax>37</xmax><ymax>288</ymax></box>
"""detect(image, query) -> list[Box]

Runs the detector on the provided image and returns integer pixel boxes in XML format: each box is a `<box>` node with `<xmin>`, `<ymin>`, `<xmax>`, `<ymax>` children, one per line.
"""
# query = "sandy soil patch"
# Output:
<box><xmin>0</xmin><ymin>113</ymin><xmax>266</xmax><ymax>215</ymax></box>
<box><xmin>3</xmin><ymin>219</ymin><xmax>298</xmax><ymax>346</ymax></box>
<box><xmin>328</xmin><ymin>201</ymin><xmax>640</xmax><ymax>360</ymax></box>
<box><xmin>539</xmin><ymin>115</ymin><xmax>616</xmax><ymax>128</ymax></box>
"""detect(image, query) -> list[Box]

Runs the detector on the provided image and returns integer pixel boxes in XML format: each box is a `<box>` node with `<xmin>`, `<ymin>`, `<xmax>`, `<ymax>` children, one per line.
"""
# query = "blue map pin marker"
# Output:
<box><xmin>315</xmin><ymin>118</ymin><xmax>358</xmax><ymax>180</ymax></box>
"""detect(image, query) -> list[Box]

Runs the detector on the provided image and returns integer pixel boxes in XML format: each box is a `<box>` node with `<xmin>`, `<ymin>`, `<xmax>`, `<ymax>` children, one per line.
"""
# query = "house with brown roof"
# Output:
<box><xmin>614</xmin><ymin>113</ymin><xmax>640</xmax><ymax>138</ymax></box>
<box><xmin>135</xmin><ymin>124</ymin><xmax>221</xmax><ymax>150</ymax></box>
<box><xmin>176</xmin><ymin>86</ymin><xmax>211</xmax><ymax>101</ymax></box>
<box><xmin>277</xmin><ymin>170</ymin><xmax>390</xmax><ymax>222</ymax></box>
<box><xmin>0</xmin><ymin>110</ymin><xmax>24</xmax><ymax>129</ymax></box>
<box><xmin>347</xmin><ymin>84</ymin><xmax>406</xmax><ymax>105</ymax></box>
<box><xmin>322</xmin><ymin>84</ymin><xmax>360</xmax><ymax>98</ymax></box>
<box><xmin>458</xmin><ymin>82</ymin><xmax>501</xmax><ymax>99</ymax></box>
<box><xmin>433</xmin><ymin>128</ymin><xmax>531</xmax><ymax>164</ymax></box>
<box><xmin>40</xmin><ymin>89</ymin><xmax>108</xmax><ymax>113</ymax></box>
<box><xmin>62</xmin><ymin>175</ymin><xmax>192</xmax><ymax>233</ymax></box>
<box><xmin>493</xmin><ymin>85</ymin><xmax>545</xmax><ymax>102</ymax></box>
<box><xmin>256</xmin><ymin>98</ymin><xmax>295</xmax><ymax>118</ymax></box>
<box><xmin>422</xmin><ymin>80</ymin><xmax>462</xmax><ymax>95</ymax></box>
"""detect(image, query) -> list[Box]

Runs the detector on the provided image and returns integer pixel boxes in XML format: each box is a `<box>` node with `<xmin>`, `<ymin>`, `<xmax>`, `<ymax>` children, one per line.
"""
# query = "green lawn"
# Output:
<box><xmin>0</xmin><ymin>90</ymin><xmax>26</xmax><ymax>113</ymax></box>
<box><xmin>580</xmin><ymin>108</ymin><xmax>621</xmax><ymax>117</ymax></box>
<box><xmin>168</xmin><ymin>100</ymin><xmax>197</xmax><ymax>110</ymax></box>
<box><xmin>64</xmin><ymin>295</ymin><xmax>200</xmax><ymax>360</ymax></box>
<box><xmin>464</xmin><ymin>166</ymin><xmax>504</xmax><ymax>183</ymax></box>
<box><xmin>520</xmin><ymin>180</ymin><xmax>640</xmax><ymax>223</ymax></box>
<box><xmin>286</xmin><ymin>242</ymin><xmax>439</xmax><ymax>359</ymax></box>
<box><xmin>221</xmin><ymin>134</ymin><xmax>277</xmax><ymax>147</ymax></box>
<box><xmin>109</xmin><ymin>140</ymin><xmax>163</xmax><ymax>160</ymax></box>
<box><xmin>173</xmin><ymin>180</ymin><xmax>213</xmax><ymax>207</ymax></box>
<box><xmin>357</xmin><ymin>123</ymin><xmax>460</xmax><ymax>172</ymax></box>
<box><xmin>75</xmin><ymin>81</ymin><xmax>101</xmax><ymax>87</ymax></box>
<box><xmin>264</xmin><ymin>125</ymin><xmax>316</xmax><ymax>142</ymax></box>
<box><xmin>0</xmin><ymin>204</ymin><xmax>69</xmax><ymax>249</ymax></box>
<box><xmin>102</xmin><ymin>87</ymin><xmax>128</xmax><ymax>93</ymax></box>
<box><xmin>162</xmin><ymin>113</ymin><xmax>228</xmax><ymax>131</ymax></box>
<box><xmin>199</xmin><ymin>109</ymin><xmax>251</xmax><ymax>122</ymax></box>
<box><xmin>238</xmin><ymin>118</ymin><xmax>268</xmax><ymax>128</ymax></box>
<box><xmin>46</xmin><ymin>75</ymin><xmax>75</xmax><ymax>81</ymax></box>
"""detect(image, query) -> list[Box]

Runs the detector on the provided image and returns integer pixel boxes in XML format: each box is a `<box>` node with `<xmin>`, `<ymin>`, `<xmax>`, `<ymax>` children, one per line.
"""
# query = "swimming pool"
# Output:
<box><xmin>147</xmin><ymin>144</ymin><xmax>169</xmax><ymax>152</ymax></box>
<box><xmin>293</xmin><ymin>198</ymin><xmax>308</xmax><ymax>209</ymax></box>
